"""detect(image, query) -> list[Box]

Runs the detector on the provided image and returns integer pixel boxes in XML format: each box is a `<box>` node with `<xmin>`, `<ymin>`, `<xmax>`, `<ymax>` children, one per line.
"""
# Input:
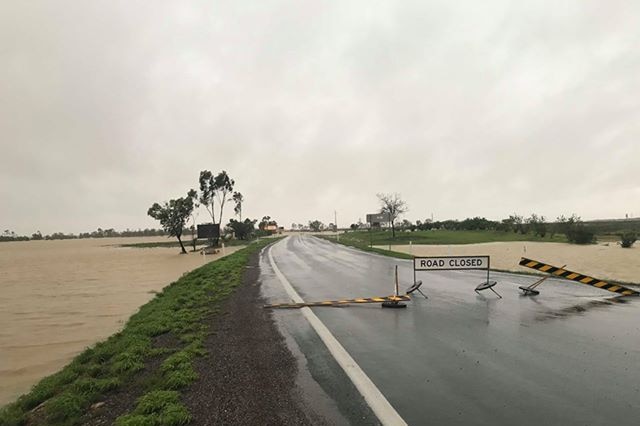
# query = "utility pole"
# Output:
<box><xmin>335</xmin><ymin>210</ymin><xmax>339</xmax><ymax>242</ymax></box>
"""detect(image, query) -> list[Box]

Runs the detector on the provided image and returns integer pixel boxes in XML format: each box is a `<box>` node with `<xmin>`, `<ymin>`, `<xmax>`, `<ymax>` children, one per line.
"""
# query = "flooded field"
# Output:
<box><xmin>0</xmin><ymin>237</ymin><xmax>239</xmax><ymax>406</ymax></box>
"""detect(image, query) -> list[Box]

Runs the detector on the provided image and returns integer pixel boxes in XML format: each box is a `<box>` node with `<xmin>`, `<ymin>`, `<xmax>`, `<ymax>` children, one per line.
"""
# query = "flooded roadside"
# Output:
<box><xmin>0</xmin><ymin>237</ymin><xmax>239</xmax><ymax>406</ymax></box>
<box><xmin>386</xmin><ymin>241</ymin><xmax>640</xmax><ymax>284</ymax></box>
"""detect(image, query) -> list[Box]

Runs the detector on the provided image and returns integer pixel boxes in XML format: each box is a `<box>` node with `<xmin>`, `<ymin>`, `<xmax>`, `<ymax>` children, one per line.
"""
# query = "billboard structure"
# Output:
<box><xmin>365</xmin><ymin>212</ymin><xmax>391</xmax><ymax>247</ymax></box>
<box><xmin>197</xmin><ymin>224</ymin><xmax>220</xmax><ymax>240</ymax></box>
<box><xmin>366</xmin><ymin>212</ymin><xmax>390</xmax><ymax>226</ymax></box>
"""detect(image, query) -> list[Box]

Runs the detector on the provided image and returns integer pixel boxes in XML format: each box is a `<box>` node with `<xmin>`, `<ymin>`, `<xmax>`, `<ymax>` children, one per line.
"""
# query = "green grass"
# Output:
<box><xmin>115</xmin><ymin>391</ymin><xmax>191</xmax><ymax>426</ymax></box>
<box><xmin>340</xmin><ymin>229</ymin><xmax>567</xmax><ymax>246</ymax></box>
<box><xmin>318</xmin><ymin>229</ymin><xmax>566</xmax><ymax>260</ymax></box>
<box><xmin>584</xmin><ymin>218</ymin><xmax>640</xmax><ymax>235</ymax></box>
<box><xmin>317</xmin><ymin>234</ymin><xmax>414</xmax><ymax>259</ymax></box>
<box><xmin>0</xmin><ymin>238</ymin><xmax>277</xmax><ymax>426</ymax></box>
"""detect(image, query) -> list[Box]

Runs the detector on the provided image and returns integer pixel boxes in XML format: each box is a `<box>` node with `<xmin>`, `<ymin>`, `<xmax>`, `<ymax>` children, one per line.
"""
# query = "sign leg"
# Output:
<box><xmin>489</xmin><ymin>287</ymin><xmax>502</xmax><ymax>299</ymax></box>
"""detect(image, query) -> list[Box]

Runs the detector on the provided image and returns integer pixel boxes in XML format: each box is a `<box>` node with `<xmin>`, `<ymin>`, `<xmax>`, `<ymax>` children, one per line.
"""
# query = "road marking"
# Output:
<box><xmin>267</xmin><ymin>240</ymin><xmax>408</xmax><ymax>426</ymax></box>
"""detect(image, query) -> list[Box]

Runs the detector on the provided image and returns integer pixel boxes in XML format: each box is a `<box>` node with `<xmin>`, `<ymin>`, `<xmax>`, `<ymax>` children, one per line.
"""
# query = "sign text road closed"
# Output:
<box><xmin>414</xmin><ymin>256</ymin><xmax>489</xmax><ymax>271</ymax></box>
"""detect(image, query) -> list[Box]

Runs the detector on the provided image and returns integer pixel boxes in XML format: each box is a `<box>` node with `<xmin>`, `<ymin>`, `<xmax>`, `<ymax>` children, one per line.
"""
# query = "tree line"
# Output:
<box><xmin>0</xmin><ymin>228</ymin><xmax>167</xmax><ymax>242</ymax></box>
<box><xmin>342</xmin><ymin>193</ymin><xmax>637</xmax><ymax>247</ymax></box>
<box><xmin>352</xmin><ymin>213</ymin><xmax>636</xmax><ymax>247</ymax></box>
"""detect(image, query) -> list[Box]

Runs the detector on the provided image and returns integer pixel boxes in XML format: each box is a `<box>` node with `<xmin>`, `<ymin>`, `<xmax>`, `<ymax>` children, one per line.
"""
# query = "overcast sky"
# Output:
<box><xmin>1</xmin><ymin>1</ymin><xmax>639</xmax><ymax>235</ymax></box>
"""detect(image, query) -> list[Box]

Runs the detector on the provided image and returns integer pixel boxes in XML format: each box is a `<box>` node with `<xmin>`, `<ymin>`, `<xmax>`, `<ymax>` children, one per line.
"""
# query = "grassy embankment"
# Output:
<box><xmin>318</xmin><ymin>229</ymin><xmax>567</xmax><ymax>260</ymax></box>
<box><xmin>0</xmin><ymin>238</ymin><xmax>277</xmax><ymax>426</ymax></box>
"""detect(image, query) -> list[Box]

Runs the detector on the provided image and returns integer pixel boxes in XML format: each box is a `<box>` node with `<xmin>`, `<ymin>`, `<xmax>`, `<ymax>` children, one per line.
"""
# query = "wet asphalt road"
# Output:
<box><xmin>261</xmin><ymin>235</ymin><xmax>640</xmax><ymax>426</ymax></box>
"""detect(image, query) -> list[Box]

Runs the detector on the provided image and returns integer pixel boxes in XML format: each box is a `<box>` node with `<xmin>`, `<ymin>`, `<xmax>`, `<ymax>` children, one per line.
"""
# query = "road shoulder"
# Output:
<box><xmin>182</xmin><ymin>248</ymin><xmax>330</xmax><ymax>425</ymax></box>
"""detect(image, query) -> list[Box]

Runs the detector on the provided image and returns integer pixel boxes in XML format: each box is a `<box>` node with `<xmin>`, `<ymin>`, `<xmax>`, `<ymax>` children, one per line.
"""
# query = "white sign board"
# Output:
<box><xmin>414</xmin><ymin>256</ymin><xmax>489</xmax><ymax>271</ymax></box>
<box><xmin>366</xmin><ymin>213</ymin><xmax>390</xmax><ymax>223</ymax></box>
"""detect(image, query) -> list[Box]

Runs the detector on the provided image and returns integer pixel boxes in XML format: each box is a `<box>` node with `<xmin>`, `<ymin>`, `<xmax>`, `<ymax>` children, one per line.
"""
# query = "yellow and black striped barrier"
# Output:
<box><xmin>519</xmin><ymin>257</ymin><xmax>639</xmax><ymax>296</ymax></box>
<box><xmin>264</xmin><ymin>295</ymin><xmax>411</xmax><ymax>309</ymax></box>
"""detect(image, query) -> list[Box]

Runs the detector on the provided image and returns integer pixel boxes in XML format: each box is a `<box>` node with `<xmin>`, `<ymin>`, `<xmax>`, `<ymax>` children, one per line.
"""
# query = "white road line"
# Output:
<box><xmin>267</xmin><ymin>240</ymin><xmax>408</xmax><ymax>426</ymax></box>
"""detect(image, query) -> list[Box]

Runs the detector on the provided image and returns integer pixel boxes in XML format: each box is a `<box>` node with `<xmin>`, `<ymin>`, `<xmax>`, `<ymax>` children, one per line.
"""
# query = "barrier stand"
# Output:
<box><xmin>473</xmin><ymin>256</ymin><xmax>501</xmax><ymax>298</ymax></box>
<box><xmin>519</xmin><ymin>264</ymin><xmax>566</xmax><ymax>296</ymax></box>
<box><xmin>382</xmin><ymin>266</ymin><xmax>407</xmax><ymax>308</ymax></box>
<box><xmin>474</xmin><ymin>280</ymin><xmax>502</xmax><ymax>298</ymax></box>
<box><xmin>406</xmin><ymin>280</ymin><xmax>427</xmax><ymax>300</ymax></box>
<box><xmin>414</xmin><ymin>255</ymin><xmax>501</xmax><ymax>298</ymax></box>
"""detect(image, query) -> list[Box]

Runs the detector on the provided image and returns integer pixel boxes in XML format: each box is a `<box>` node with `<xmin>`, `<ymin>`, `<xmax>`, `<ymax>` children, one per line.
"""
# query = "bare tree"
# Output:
<box><xmin>377</xmin><ymin>193</ymin><xmax>408</xmax><ymax>238</ymax></box>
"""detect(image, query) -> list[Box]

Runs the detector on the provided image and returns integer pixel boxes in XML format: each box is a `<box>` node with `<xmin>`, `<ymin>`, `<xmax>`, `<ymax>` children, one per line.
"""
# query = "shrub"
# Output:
<box><xmin>46</xmin><ymin>392</ymin><xmax>86</xmax><ymax>422</ymax></box>
<box><xmin>620</xmin><ymin>232</ymin><xmax>637</xmax><ymax>248</ymax></box>
<box><xmin>558</xmin><ymin>215</ymin><xmax>596</xmax><ymax>244</ymax></box>
<box><xmin>17</xmin><ymin>368</ymin><xmax>78</xmax><ymax>410</ymax></box>
<box><xmin>566</xmin><ymin>224</ymin><xmax>596</xmax><ymax>244</ymax></box>
<box><xmin>115</xmin><ymin>390</ymin><xmax>190</xmax><ymax>426</ymax></box>
<box><xmin>134</xmin><ymin>390</ymin><xmax>180</xmax><ymax>415</ymax></box>
<box><xmin>0</xmin><ymin>405</ymin><xmax>25</xmax><ymax>426</ymax></box>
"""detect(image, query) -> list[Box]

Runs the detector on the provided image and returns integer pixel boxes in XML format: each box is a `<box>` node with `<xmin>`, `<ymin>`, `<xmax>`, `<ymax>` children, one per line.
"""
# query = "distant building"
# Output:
<box><xmin>265</xmin><ymin>224</ymin><xmax>278</xmax><ymax>234</ymax></box>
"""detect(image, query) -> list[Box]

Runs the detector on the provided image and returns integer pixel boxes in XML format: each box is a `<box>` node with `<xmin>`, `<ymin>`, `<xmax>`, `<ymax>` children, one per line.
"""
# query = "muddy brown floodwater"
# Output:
<box><xmin>0</xmin><ymin>237</ymin><xmax>240</xmax><ymax>407</ymax></box>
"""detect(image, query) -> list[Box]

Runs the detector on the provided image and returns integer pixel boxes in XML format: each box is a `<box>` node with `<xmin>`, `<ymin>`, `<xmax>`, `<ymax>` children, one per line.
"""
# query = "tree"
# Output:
<box><xmin>228</xmin><ymin>218</ymin><xmax>257</xmax><ymax>240</ymax></box>
<box><xmin>308</xmin><ymin>220</ymin><xmax>324</xmax><ymax>232</ymax></box>
<box><xmin>232</xmin><ymin>192</ymin><xmax>244</xmax><ymax>221</ymax></box>
<box><xmin>198</xmin><ymin>170</ymin><xmax>235</xmax><ymax>226</ymax></box>
<box><xmin>147</xmin><ymin>194</ymin><xmax>194</xmax><ymax>254</ymax></box>
<box><xmin>508</xmin><ymin>214</ymin><xmax>526</xmax><ymax>234</ymax></box>
<box><xmin>526</xmin><ymin>214</ymin><xmax>547</xmax><ymax>237</ymax></box>
<box><xmin>187</xmin><ymin>189</ymin><xmax>199</xmax><ymax>251</ymax></box>
<box><xmin>376</xmin><ymin>193</ymin><xmax>408</xmax><ymax>238</ymax></box>
<box><xmin>259</xmin><ymin>216</ymin><xmax>271</xmax><ymax>230</ymax></box>
<box><xmin>557</xmin><ymin>214</ymin><xmax>596</xmax><ymax>244</ymax></box>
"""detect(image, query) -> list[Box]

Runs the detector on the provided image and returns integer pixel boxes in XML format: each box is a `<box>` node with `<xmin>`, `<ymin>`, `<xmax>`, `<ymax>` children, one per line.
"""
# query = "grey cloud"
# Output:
<box><xmin>1</xmin><ymin>1</ymin><xmax>639</xmax><ymax>234</ymax></box>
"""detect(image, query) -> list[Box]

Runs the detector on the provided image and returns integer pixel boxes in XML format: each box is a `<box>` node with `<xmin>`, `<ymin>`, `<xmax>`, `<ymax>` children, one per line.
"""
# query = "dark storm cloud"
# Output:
<box><xmin>1</xmin><ymin>1</ymin><xmax>639</xmax><ymax>234</ymax></box>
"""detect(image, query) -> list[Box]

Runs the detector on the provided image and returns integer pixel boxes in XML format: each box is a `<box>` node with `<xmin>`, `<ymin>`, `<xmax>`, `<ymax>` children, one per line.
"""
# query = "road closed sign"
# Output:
<box><xmin>414</xmin><ymin>256</ymin><xmax>489</xmax><ymax>271</ymax></box>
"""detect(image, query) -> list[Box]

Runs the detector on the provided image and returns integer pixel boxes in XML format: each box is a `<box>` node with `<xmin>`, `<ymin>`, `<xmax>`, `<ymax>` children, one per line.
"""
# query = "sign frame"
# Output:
<box><xmin>412</xmin><ymin>255</ymin><xmax>491</xmax><ymax>288</ymax></box>
<box><xmin>414</xmin><ymin>255</ymin><xmax>490</xmax><ymax>271</ymax></box>
<box><xmin>197</xmin><ymin>223</ymin><xmax>220</xmax><ymax>240</ymax></box>
<box><xmin>366</xmin><ymin>213</ymin><xmax>391</xmax><ymax>224</ymax></box>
